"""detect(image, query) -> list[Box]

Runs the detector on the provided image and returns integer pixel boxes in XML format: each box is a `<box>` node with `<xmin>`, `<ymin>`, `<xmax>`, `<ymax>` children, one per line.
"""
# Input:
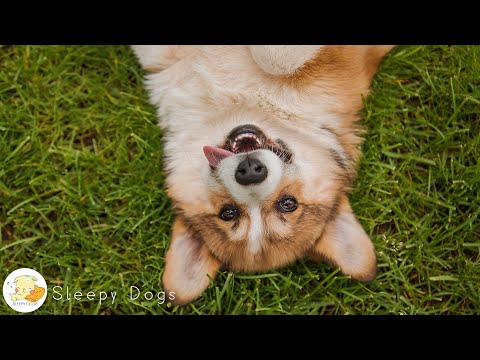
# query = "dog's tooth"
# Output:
<box><xmin>232</xmin><ymin>133</ymin><xmax>263</xmax><ymax>149</ymax></box>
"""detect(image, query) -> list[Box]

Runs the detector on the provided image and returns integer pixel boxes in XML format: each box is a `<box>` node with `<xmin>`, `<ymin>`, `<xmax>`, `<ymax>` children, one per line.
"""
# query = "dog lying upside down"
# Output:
<box><xmin>132</xmin><ymin>45</ymin><xmax>394</xmax><ymax>305</ymax></box>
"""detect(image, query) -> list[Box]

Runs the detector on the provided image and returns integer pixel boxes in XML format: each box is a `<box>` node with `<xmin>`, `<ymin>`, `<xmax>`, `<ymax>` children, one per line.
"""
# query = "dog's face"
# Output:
<box><xmin>133</xmin><ymin>45</ymin><xmax>394</xmax><ymax>304</ymax></box>
<box><xmin>197</xmin><ymin>121</ymin><xmax>350</xmax><ymax>272</ymax></box>
<box><xmin>14</xmin><ymin>275</ymin><xmax>37</xmax><ymax>297</ymax></box>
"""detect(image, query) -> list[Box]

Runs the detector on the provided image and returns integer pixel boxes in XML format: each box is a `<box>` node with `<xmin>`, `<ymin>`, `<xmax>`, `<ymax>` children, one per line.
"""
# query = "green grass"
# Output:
<box><xmin>0</xmin><ymin>45</ymin><xmax>479</xmax><ymax>315</ymax></box>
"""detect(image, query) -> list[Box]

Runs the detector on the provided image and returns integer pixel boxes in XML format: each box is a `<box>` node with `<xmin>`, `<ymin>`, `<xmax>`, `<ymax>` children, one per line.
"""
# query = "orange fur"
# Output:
<box><xmin>178</xmin><ymin>178</ymin><xmax>345</xmax><ymax>273</ymax></box>
<box><xmin>133</xmin><ymin>45</ymin><xmax>394</xmax><ymax>304</ymax></box>
<box><xmin>283</xmin><ymin>45</ymin><xmax>394</xmax><ymax>162</ymax></box>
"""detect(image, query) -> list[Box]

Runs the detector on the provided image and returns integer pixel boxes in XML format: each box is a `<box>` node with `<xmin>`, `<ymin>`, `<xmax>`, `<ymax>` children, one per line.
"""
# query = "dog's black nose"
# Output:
<box><xmin>235</xmin><ymin>157</ymin><xmax>268</xmax><ymax>185</ymax></box>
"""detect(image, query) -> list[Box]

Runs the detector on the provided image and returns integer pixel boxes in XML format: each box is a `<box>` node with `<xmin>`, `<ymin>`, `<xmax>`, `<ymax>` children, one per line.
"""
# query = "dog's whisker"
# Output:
<box><xmin>134</xmin><ymin>45</ymin><xmax>393</xmax><ymax>304</ymax></box>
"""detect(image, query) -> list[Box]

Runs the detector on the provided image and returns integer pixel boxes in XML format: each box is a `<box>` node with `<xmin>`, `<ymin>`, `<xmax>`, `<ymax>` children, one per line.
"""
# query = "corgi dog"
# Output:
<box><xmin>132</xmin><ymin>45</ymin><xmax>394</xmax><ymax>305</ymax></box>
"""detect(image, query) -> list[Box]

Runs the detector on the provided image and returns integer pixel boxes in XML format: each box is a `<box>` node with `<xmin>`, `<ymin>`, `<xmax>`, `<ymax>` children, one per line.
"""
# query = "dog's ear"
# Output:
<box><xmin>162</xmin><ymin>216</ymin><xmax>221</xmax><ymax>305</ymax></box>
<box><xmin>131</xmin><ymin>45</ymin><xmax>196</xmax><ymax>73</ymax></box>
<box><xmin>310</xmin><ymin>196</ymin><xmax>377</xmax><ymax>282</ymax></box>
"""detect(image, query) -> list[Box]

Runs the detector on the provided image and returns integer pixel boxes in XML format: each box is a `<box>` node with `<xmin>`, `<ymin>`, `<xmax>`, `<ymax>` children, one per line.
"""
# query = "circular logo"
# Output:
<box><xmin>3</xmin><ymin>268</ymin><xmax>48</xmax><ymax>313</ymax></box>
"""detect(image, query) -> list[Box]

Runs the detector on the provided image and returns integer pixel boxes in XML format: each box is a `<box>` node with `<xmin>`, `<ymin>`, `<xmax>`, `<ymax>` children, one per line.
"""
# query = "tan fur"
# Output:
<box><xmin>133</xmin><ymin>45</ymin><xmax>394</xmax><ymax>304</ymax></box>
<box><xmin>184</xmin><ymin>178</ymin><xmax>330</xmax><ymax>272</ymax></box>
<box><xmin>309</xmin><ymin>195</ymin><xmax>377</xmax><ymax>281</ymax></box>
<box><xmin>283</xmin><ymin>45</ymin><xmax>395</xmax><ymax>162</ymax></box>
<box><xmin>132</xmin><ymin>45</ymin><xmax>198</xmax><ymax>73</ymax></box>
<box><xmin>163</xmin><ymin>217</ymin><xmax>221</xmax><ymax>305</ymax></box>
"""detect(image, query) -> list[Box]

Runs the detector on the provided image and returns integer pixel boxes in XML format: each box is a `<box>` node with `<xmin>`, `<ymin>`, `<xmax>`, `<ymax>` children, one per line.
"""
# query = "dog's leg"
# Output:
<box><xmin>131</xmin><ymin>45</ymin><xmax>197</xmax><ymax>73</ymax></box>
<box><xmin>249</xmin><ymin>45</ymin><xmax>394</xmax><ymax>78</ymax></box>
<box><xmin>249</xmin><ymin>45</ymin><xmax>324</xmax><ymax>76</ymax></box>
<box><xmin>162</xmin><ymin>216</ymin><xmax>221</xmax><ymax>305</ymax></box>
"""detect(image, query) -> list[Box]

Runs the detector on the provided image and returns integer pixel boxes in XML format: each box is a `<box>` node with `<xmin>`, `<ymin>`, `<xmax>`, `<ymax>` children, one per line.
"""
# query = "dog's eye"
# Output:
<box><xmin>219</xmin><ymin>205</ymin><xmax>239</xmax><ymax>221</ymax></box>
<box><xmin>277</xmin><ymin>197</ymin><xmax>298</xmax><ymax>213</ymax></box>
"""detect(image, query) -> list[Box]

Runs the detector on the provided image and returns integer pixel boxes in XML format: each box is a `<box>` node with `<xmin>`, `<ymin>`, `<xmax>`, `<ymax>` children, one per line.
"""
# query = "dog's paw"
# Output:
<box><xmin>131</xmin><ymin>45</ymin><xmax>197</xmax><ymax>73</ymax></box>
<box><xmin>249</xmin><ymin>45</ymin><xmax>324</xmax><ymax>76</ymax></box>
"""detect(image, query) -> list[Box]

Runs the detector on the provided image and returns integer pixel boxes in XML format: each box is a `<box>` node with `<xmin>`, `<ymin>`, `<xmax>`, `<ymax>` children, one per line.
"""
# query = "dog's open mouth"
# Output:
<box><xmin>227</xmin><ymin>124</ymin><xmax>267</xmax><ymax>153</ymax></box>
<box><xmin>203</xmin><ymin>124</ymin><xmax>292</xmax><ymax>167</ymax></box>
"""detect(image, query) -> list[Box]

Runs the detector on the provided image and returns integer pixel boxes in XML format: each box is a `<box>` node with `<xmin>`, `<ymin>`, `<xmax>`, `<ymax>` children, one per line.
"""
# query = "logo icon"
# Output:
<box><xmin>3</xmin><ymin>268</ymin><xmax>47</xmax><ymax>313</ymax></box>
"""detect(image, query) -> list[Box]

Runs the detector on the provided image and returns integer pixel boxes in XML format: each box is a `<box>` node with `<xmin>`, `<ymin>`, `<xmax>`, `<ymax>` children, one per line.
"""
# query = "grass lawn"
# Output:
<box><xmin>0</xmin><ymin>45</ymin><xmax>479</xmax><ymax>315</ymax></box>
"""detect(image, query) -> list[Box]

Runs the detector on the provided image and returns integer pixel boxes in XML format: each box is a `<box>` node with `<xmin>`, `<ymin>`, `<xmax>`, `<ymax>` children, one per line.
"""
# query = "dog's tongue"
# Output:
<box><xmin>203</xmin><ymin>146</ymin><xmax>235</xmax><ymax>167</ymax></box>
